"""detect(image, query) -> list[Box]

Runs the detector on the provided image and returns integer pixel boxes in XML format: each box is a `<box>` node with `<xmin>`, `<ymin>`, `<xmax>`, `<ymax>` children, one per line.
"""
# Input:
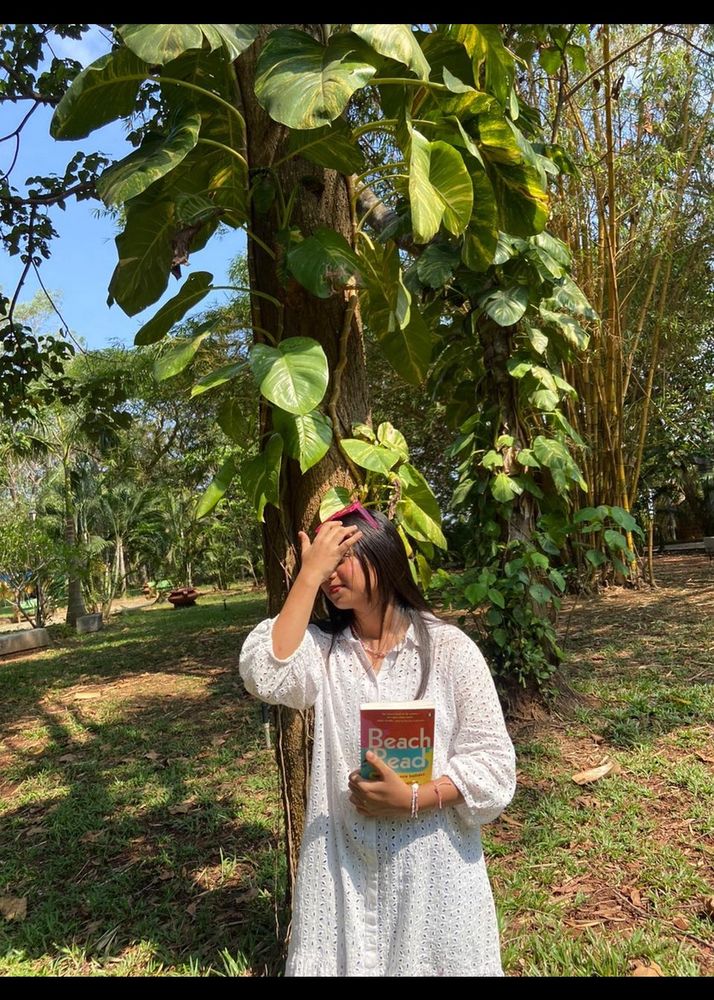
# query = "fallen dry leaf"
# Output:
<box><xmin>0</xmin><ymin>896</ymin><xmax>27</xmax><ymax>921</ymax></box>
<box><xmin>630</xmin><ymin>959</ymin><xmax>664</xmax><ymax>977</ymax></box>
<box><xmin>701</xmin><ymin>896</ymin><xmax>714</xmax><ymax>919</ymax></box>
<box><xmin>79</xmin><ymin>831</ymin><xmax>103</xmax><ymax>844</ymax></box>
<box><xmin>572</xmin><ymin>760</ymin><xmax>621</xmax><ymax>785</ymax></box>
<box><xmin>628</xmin><ymin>887</ymin><xmax>643</xmax><ymax>908</ymax></box>
<box><xmin>143</xmin><ymin>751</ymin><xmax>162</xmax><ymax>762</ymax></box>
<box><xmin>672</xmin><ymin>915</ymin><xmax>690</xmax><ymax>930</ymax></box>
<box><xmin>499</xmin><ymin>814</ymin><xmax>524</xmax><ymax>828</ymax></box>
<box><xmin>57</xmin><ymin>753</ymin><xmax>80</xmax><ymax>763</ymax></box>
<box><xmin>576</xmin><ymin>794</ymin><xmax>600</xmax><ymax>809</ymax></box>
<box><xmin>168</xmin><ymin>802</ymin><xmax>195</xmax><ymax>815</ymax></box>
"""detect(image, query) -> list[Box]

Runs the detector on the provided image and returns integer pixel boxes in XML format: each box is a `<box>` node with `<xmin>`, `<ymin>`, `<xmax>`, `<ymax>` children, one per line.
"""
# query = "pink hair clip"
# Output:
<box><xmin>314</xmin><ymin>500</ymin><xmax>380</xmax><ymax>533</ymax></box>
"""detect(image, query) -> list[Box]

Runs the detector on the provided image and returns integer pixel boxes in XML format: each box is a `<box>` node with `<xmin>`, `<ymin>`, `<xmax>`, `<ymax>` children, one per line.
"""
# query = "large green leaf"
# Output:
<box><xmin>539</xmin><ymin>305</ymin><xmax>590</xmax><ymax>350</ymax></box>
<box><xmin>351</xmin><ymin>24</ymin><xmax>429</xmax><ymax>79</ymax></box>
<box><xmin>397</xmin><ymin>462</ymin><xmax>447</xmax><ymax>548</ymax></box>
<box><xmin>477</xmin><ymin>112</ymin><xmax>548</xmax><ymax>236</ymax></box>
<box><xmin>488</xmin><ymin>160</ymin><xmax>549</xmax><ymax>238</ymax></box>
<box><xmin>533</xmin><ymin>435</ymin><xmax>587</xmax><ymax>492</ymax></box>
<box><xmin>409</xmin><ymin>129</ymin><xmax>473</xmax><ymax>243</ymax></box>
<box><xmin>470</xmin><ymin>24</ymin><xmax>516</xmax><ymax>110</ymax></box>
<box><xmin>134</xmin><ymin>271</ymin><xmax>213</xmax><ymax>346</ymax></box>
<box><xmin>461</xmin><ymin>167</ymin><xmax>498</xmax><ymax>272</ymax></box>
<box><xmin>376</xmin><ymin>421</ymin><xmax>409</xmax><ymax>460</ymax></box>
<box><xmin>217</xmin><ymin>397</ymin><xmax>253</xmax><ymax>441</ymax></box>
<box><xmin>376</xmin><ymin>299</ymin><xmax>433</xmax><ymax>386</ymax></box>
<box><xmin>551</xmin><ymin>276</ymin><xmax>598</xmax><ymax>321</ymax></box>
<box><xmin>191</xmin><ymin>361</ymin><xmax>247</xmax><ymax>397</ymax></box>
<box><xmin>198</xmin><ymin>112</ymin><xmax>248</xmax><ymax>227</ymax></box>
<box><xmin>153</xmin><ymin>327</ymin><xmax>211</xmax><ymax>381</ymax></box>
<box><xmin>198</xmin><ymin>24</ymin><xmax>261</xmax><ymax>61</ymax></box>
<box><xmin>241</xmin><ymin>434</ymin><xmax>283</xmax><ymax>522</ymax></box>
<box><xmin>196</xmin><ymin>456</ymin><xmax>238</xmax><ymax>520</ymax></box>
<box><xmin>250</xmin><ymin>338</ymin><xmax>329</xmax><ymax>415</ymax></box>
<box><xmin>272</xmin><ymin>408</ymin><xmax>333</xmax><ymax>473</ymax></box>
<box><xmin>359</xmin><ymin>240</ymin><xmax>432</xmax><ymax>385</ymax></box>
<box><xmin>119</xmin><ymin>23</ymin><xmax>259</xmax><ymax>64</ymax></box>
<box><xmin>340</xmin><ymin>439</ymin><xmax>400</xmax><ymax>474</ymax></box>
<box><xmin>287</xmin><ymin>228</ymin><xmax>362</xmax><ymax>299</ymax></box>
<box><xmin>109</xmin><ymin>199</ymin><xmax>174</xmax><ymax>317</ymax></box>
<box><xmin>254</xmin><ymin>28</ymin><xmax>378</xmax><ymax>129</ymax></box>
<box><xmin>532</xmin><ymin>436</ymin><xmax>572</xmax><ymax>469</ymax></box>
<box><xmin>416</xmin><ymin>244</ymin><xmax>460</xmax><ymax>288</ymax></box>
<box><xmin>491</xmin><ymin>472</ymin><xmax>523</xmax><ymax>502</ymax></box>
<box><xmin>610</xmin><ymin>506</ymin><xmax>643</xmax><ymax>537</ymax></box>
<box><xmin>319</xmin><ymin>486</ymin><xmax>353</xmax><ymax>521</ymax></box>
<box><xmin>286</xmin><ymin>119</ymin><xmax>367</xmax><ymax>174</ymax></box>
<box><xmin>51</xmin><ymin>47</ymin><xmax>148</xmax><ymax>140</ymax></box>
<box><xmin>479</xmin><ymin>285</ymin><xmax>529</xmax><ymax>326</ymax></box>
<box><xmin>430</xmin><ymin>142</ymin><xmax>474</xmax><ymax>235</ymax></box>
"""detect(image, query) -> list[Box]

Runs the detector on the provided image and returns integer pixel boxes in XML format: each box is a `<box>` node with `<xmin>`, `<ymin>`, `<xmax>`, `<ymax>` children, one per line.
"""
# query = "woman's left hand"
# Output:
<box><xmin>348</xmin><ymin>751</ymin><xmax>412</xmax><ymax>818</ymax></box>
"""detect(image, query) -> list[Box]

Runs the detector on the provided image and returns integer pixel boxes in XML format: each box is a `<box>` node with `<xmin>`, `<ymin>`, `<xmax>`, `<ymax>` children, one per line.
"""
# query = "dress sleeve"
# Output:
<box><xmin>441</xmin><ymin>631</ymin><xmax>517</xmax><ymax>828</ymax></box>
<box><xmin>238</xmin><ymin>616</ymin><xmax>326</xmax><ymax>710</ymax></box>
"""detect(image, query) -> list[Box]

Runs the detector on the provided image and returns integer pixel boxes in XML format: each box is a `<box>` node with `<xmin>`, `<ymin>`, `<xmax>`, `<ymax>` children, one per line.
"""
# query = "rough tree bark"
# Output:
<box><xmin>235</xmin><ymin>25</ymin><xmax>371</xmax><ymax>906</ymax></box>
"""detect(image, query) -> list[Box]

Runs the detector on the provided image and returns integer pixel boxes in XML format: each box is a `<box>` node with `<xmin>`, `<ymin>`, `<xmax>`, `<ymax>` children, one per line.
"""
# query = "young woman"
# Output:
<box><xmin>239</xmin><ymin>504</ymin><xmax>517</xmax><ymax>976</ymax></box>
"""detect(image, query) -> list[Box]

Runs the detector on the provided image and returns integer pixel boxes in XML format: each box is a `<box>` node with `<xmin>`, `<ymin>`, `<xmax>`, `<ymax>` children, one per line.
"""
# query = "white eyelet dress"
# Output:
<box><xmin>238</xmin><ymin>612</ymin><xmax>517</xmax><ymax>977</ymax></box>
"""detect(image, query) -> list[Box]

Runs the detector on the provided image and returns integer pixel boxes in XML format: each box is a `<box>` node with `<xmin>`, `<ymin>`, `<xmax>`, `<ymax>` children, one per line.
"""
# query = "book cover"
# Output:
<box><xmin>360</xmin><ymin>701</ymin><xmax>435</xmax><ymax>784</ymax></box>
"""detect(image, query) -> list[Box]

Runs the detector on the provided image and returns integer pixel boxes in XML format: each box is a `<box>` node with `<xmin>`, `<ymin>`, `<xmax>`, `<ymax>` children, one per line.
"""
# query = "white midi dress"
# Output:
<box><xmin>238</xmin><ymin>612</ymin><xmax>517</xmax><ymax>977</ymax></box>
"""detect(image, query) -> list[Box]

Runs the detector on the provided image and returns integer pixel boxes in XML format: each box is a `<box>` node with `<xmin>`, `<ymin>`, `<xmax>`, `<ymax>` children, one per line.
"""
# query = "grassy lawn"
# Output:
<box><xmin>1</xmin><ymin>557</ymin><xmax>713</xmax><ymax>976</ymax></box>
<box><xmin>0</xmin><ymin>589</ymin><xmax>283</xmax><ymax>976</ymax></box>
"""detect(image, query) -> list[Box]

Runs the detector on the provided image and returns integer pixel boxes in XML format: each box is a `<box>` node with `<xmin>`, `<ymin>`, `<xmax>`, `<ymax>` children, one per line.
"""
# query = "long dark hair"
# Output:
<box><xmin>310</xmin><ymin>509</ymin><xmax>440</xmax><ymax>700</ymax></box>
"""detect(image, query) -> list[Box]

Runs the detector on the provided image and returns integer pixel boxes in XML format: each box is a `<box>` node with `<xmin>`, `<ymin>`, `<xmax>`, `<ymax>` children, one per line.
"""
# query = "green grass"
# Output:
<box><xmin>492</xmin><ymin>556</ymin><xmax>714</xmax><ymax>976</ymax></box>
<box><xmin>2</xmin><ymin>557</ymin><xmax>713</xmax><ymax>976</ymax></box>
<box><xmin>0</xmin><ymin>589</ymin><xmax>285</xmax><ymax>977</ymax></box>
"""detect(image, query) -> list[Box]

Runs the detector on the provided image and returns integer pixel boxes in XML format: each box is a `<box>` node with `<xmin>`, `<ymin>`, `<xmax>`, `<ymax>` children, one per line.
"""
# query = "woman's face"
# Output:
<box><xmin>321</xmin><ymin>551</ymin><xmax>378</xmax><ymax>611</ymax></box>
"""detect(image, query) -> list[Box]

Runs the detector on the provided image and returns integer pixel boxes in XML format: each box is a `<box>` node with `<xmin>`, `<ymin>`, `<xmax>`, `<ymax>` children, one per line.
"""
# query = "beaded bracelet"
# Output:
<box><xmin>410</xmin><ymin>782</ymin><xmax>419</xmax><ymax>819</ymax></box>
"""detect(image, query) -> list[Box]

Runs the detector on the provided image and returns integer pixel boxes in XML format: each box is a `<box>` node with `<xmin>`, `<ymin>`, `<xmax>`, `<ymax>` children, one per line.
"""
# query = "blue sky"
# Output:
<box><xmin>0</xmin><ymin>28</ymin><xmax>246</xmax><ymax>351</ymax></box>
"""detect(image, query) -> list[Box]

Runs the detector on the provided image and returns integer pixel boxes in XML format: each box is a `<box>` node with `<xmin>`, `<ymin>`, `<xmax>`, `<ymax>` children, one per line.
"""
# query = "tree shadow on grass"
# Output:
<box><xmin>0</xmin><ymin>594</ymin><xmax>292</xmax><ymax>975</ymax></box>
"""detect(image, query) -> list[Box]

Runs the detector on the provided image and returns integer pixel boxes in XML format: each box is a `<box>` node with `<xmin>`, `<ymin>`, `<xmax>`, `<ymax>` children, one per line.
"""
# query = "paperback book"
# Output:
<box><xmin>360</xmin><ymin>701</ymin><xmax>435</xmax><ymax>784</ymax></box>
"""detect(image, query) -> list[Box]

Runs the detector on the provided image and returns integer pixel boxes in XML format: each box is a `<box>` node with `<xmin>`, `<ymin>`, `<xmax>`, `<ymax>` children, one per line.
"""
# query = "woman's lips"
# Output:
<box><xmin>328</xmin><ymin>585</ymin><xmax>343</xmax><ymax>594</ymax></box>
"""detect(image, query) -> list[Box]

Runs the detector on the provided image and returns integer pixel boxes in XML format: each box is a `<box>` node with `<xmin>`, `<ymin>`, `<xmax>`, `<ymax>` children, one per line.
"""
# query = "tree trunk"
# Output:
<box><xmin>65</xmin><ymin>514</ymin><xmax>87</xmax><ymax>626</ymax></box>
<box><xmin>236</xmin><ymin>26</ymin><xmax>371</xmax><ymax>909</ymax></box>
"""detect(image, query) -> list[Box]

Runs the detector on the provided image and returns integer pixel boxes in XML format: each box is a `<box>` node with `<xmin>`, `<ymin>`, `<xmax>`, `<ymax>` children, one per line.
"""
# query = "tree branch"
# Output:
<box><xmin>564</xmin><ymin>25</ymin><xmax>668</xmax><ymax>103</ymax></box>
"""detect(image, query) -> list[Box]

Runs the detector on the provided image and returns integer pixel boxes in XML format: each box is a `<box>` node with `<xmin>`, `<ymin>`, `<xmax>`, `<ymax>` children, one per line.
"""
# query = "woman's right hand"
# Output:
<box><xmin>297</xmin><ymin>521</ymin><xmax>363</xmax><ymax>586</ymax></box>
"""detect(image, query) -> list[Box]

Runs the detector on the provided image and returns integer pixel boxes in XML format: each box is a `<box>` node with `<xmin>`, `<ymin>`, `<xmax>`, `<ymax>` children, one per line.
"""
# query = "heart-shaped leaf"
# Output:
<box><xmin>272</xmin><ymin>408</ymin><xmax>333</xmax><ymax>473</ymax></box>
<box><xmin>250</xmin><ymin>338</ymin><xmax>329</xmax><ymax>415</ymax></box>
<box><xmin>255</xmin><ymin>28</ymin><xmax>378</xmax><ymax>129</ymax></box>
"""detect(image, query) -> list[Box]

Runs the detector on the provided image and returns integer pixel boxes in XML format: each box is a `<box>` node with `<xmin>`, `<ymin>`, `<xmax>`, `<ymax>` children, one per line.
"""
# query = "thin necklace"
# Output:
<box><xmin>350</xmin><ymin>615</ymin><xmax>408</xmax><ymax>658</ymax></box>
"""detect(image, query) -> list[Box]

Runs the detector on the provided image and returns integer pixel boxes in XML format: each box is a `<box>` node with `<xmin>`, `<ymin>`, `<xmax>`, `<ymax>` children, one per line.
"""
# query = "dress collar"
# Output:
<box><xmin>340</xmin><ymin>618</ymin><xmax>419</xmax><ymax>650</ymax></box>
